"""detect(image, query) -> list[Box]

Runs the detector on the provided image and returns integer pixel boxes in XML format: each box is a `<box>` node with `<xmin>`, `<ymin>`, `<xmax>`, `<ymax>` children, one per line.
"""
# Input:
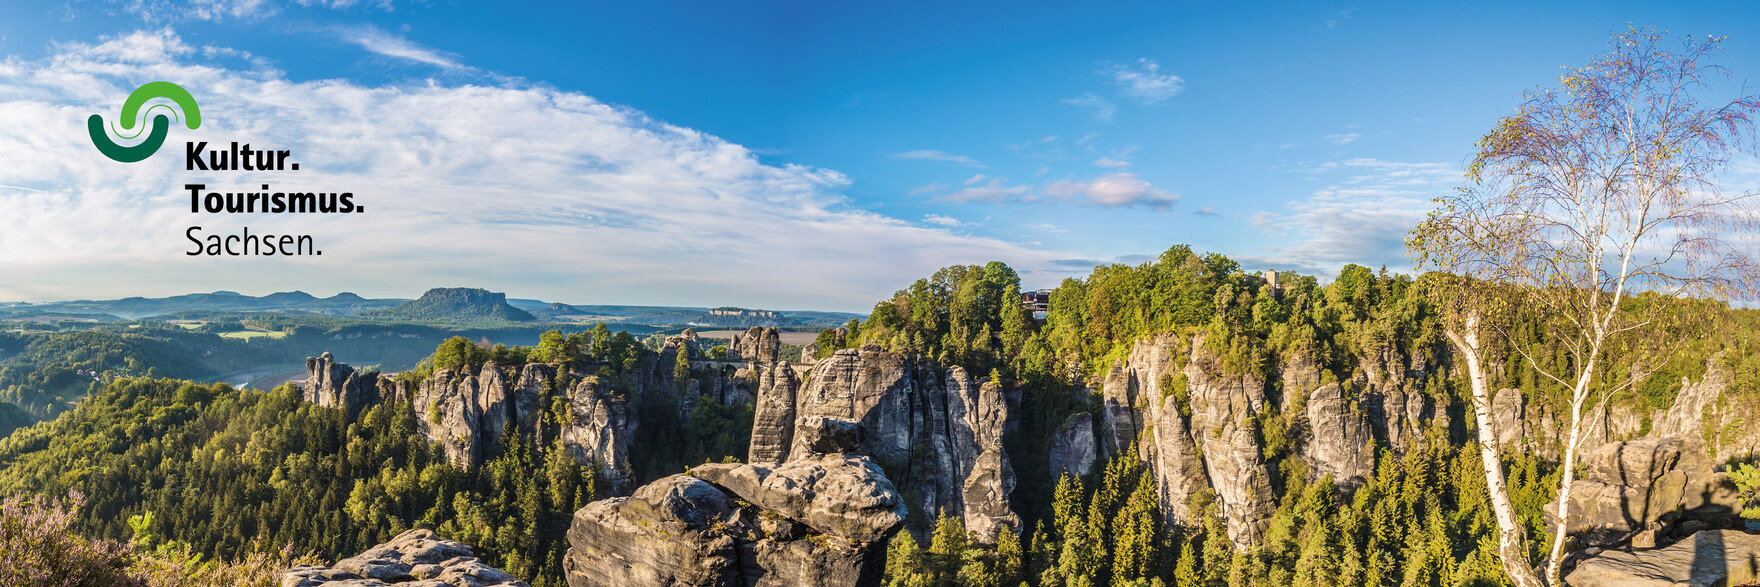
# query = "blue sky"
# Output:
<box><xmin>2</xmin><ymin>1</ymin><xmax>1759</xmax><ymax>311</ymax></box>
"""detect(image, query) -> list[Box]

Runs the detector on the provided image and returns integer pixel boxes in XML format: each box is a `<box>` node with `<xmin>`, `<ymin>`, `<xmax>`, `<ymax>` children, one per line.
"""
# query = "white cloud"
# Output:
<box><xmin>1062</xmin><ymin>92</ymin><xmax>1116</xmax><ymax>123</ymax></box>
<box><xmin>1324</xmin><ymin>133</ymin><xmax>1361</xmax><ymax>145</ymax></box>
<box><xmin>963</xmin><ymin>174</ymin><xmax>987</xmax><ymax>186</ymax></box>
<box><xmin>943</xmin><ymin>178</ymin><xmax>1034</xmax><ymax>205</ymax></box>
<box><xmin>1099</xmin><ymin>58</ymin><xmax>1184</xmax><ymax>104</ymax></box>
<box><xmin>1093</xmin><ymin>157</ymin><xmax>1129</xmax><ymax>168</ymax></box>
<box><xmin>1241</xmin><ymin>158</ymin><xmax>1457</xmax><ymax>275</ymax></box>
<box><xmin>333</xmin><ymin>24</ymin><xmax>463</xmax><ymax>69</ymax></box>
<box><xmin>923</xmin><ymin>214</ymin><xmax>965</xmax><ymax>227</ymax></box>
<box><xmin>892</xmin><ymin>149</ymin><xmax>984</xmax><ymax>167</ymax></box>
<box><xmin>0</xmin><ymin>30</ymin><xmax>1071</xmax><ymax>310</ymax></box>
<box><xmin>1044</xmin><ymin>172</ymin><xmax>1178</xmax><ymax>210</ymax></box>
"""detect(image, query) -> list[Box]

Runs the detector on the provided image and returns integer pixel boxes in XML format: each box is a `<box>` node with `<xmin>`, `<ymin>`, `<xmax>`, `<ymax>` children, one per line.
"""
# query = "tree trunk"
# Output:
<box><xmin>1447</xmin><ymin>320</ymin><xmax>1547</xmax><ymax>587</ymax></box>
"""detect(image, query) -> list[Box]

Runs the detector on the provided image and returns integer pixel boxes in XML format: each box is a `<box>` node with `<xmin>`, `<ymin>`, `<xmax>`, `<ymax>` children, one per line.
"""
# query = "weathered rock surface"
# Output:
<box><xmin>303</xmin><ymin>356</ymin><xmax>636</xmax><ymax>490</ymax></box>
<box><xmin>1183</xmin><ymin>335</ymin><xmax>1277</xmax><ymax>548</ymax></box>
<box><xmin>1654</xmin><ymin>354</ymin><xmax>1760</xmax><ymax>465</ymax></box>
<box><xmin>730</xmin><ymin>327</ymin><xmax>781</xmax><ymax>364</ymax></box>
<box><xmin>1545</xmin><ymin>436</ymin><xmax>1742</xmax><ymax>547</ymax></box>
<box><xmin>1564</xmin><ymin>529</ymin><xmax>1760</xmax><ymax>587</ymax></box>
<box><xmin>690</xmin><ymin>455</ymin><xmax>908</xmax><ymax>543</ymax></box>
<box><xmin>1049</xmin><ymin>413</ymin><xmax>1098</xmax><ymax>480</ymax></box>
<box><xmin>281</xmin><ymin>529</ymin><xmax>526</xmax><ymax>587</ymax></box>
<box><xmin>752</xmin><ymin>348</ymin><xmax>1020</xmax><ymax>541</ymax></box>
<box><xmin>563</xmin><ymin>455</ymin><xmax>903</xmax><ymax>587</ymax></box>
<box><xmin>747</xmin><ymin>363</ymin><xmax>800</xmax><ymax>463</ymax></box>
<box><xmin>793</xmin><ymin>416</ymin><xmax>863</xmax><ymax>455</ymax></box>
<box><xmin>304</xmin><ymin>352</ymin><xmax>382</xmax><ymax>419</ymax></box>
<box><xmin>1302</xmin><ymin>382</ymin><xmax>1374</xmax><ymax>488</ymax></box>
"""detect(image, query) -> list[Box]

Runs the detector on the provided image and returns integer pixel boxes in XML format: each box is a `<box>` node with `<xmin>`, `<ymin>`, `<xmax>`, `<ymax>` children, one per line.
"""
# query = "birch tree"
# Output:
<box><xmin>1409</xmin><ymin>26</ymin><xmax>1760</xmax><ymax>586</ymax></box>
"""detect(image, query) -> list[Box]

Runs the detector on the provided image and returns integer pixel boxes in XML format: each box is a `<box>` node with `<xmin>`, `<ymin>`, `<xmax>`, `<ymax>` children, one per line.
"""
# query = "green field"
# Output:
<box><xmin>219</xmin><ymin>330</ymin><xmax>287</xmax><ymax>340</ymax></box>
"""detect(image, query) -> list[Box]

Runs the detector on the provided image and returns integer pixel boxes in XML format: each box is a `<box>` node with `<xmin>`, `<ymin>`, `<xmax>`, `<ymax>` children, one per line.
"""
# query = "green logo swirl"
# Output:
<box><xmin>88</xmin><ymin>82</ymin><xmax>202</xmax><ymax>163</ymax></box>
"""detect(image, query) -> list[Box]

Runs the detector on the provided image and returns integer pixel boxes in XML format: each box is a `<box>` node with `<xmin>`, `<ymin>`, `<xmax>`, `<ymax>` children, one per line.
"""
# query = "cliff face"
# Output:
<box><xmin>301</xmin><ymin>354</ymin><xmax>637</xmax><ymax>491</ymax></box>
<box><xmin>1085</xmin><ymin>332</ymin><xmax>1442</xmax><ymax>549</ymax></box>
<box><xmin>747</xmin><ymin>346</ymin><xmax>1020</xmax><ymax>542</ymax></box>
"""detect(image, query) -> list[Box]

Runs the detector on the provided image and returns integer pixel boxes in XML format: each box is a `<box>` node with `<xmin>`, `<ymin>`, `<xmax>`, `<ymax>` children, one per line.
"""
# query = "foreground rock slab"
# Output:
<box><xmin>564</xmin><ymin>454</ymin><xmax>905</xmax><ymax>587</ymax></box>
<box><xmin>281</xmin><ymin>529</ymin><xmax>527</xmax><ymax>587</ymax></box>
<box><xmin>1565</xmin><ymin>529</ymin><xmax>1760</xmax><ymax>587</ymax></box>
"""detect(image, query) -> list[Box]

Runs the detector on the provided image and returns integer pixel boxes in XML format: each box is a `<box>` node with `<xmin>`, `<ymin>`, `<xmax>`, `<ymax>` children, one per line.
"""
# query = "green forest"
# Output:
<box><xmin>1</xmin><ymin>246</ymin><xmax>1758</xmax><ymax>585</ymax></box>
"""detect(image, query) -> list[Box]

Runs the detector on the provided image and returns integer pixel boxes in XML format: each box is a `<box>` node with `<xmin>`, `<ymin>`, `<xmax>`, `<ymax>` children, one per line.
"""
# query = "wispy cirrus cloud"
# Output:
<box><xmin>1100</xmin><ymin>58</ymin><xmax>1184</xmax><ymax>104</ymax></box>
<box><xmin>933</xmin><ymin>172</ymin><xmax>1178</xmax><ymax>211</ymax></box>
<box><xmin>1063</xmin><ymin>92</ymin><xmax>1117</xmax><ymax>123</ymax></box>
<box><xmin>332</xmin><ymin>24</ymin><xmax>464</xmax><ymax>69</ymax></box>
<box><xmin>1243</xmin><ymin>158</ymin><xmax>1456</xmax><ymax>275</ymax></box>
<box><xmin>892</xmin><ymin>149</ymin><xmax>985</xmax><ymax>167</ymax></box>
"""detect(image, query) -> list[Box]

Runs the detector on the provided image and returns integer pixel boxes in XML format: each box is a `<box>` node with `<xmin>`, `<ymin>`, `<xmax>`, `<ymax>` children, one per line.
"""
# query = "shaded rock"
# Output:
<box><xmin>1100</xmin><ymin>362</ymin><xmax>1141</xmax><ymax>457</ymax></box>
<box><xmin>1148</xmin><ymin>393</ymin><xmax>1208</xmax><ymax>525</ymax></box>
<box><xmin>747</xmin><ymin>363</ymin><xmax>799</xmax><ymax>463</ymax></box>
<box><xmin>412</xmin><ymin>367</ymin><xmax>483</xmax><ymax>468</ymax></box>
<box><xmin>765</xmin><ymin>348</ymin><xmax>1017</xmax><ymax>540</ymax></box>
<box><xmin>1564</xmin><ymin>529</ymin><xmax>1760</xmax><ymax>587</ymax></box>
<box><xmin>282</xmin><ymin>529</ymin><xmax>526</xmax><ymax>587</ymax></box>
<box><xmin>1546</xmin><ymin>436</ymin><xmax>1739</xmax><ymax>547</ymax></box>
<box><xmin>565</xmin><ymin>476</ymin><xmax>744</xmax><ymax>587</ymax></box>
<box><xmin>1049</xmin><ymin>413</ymin><xmax>1098</xmax><ymax>480</ymax></box>
<box><xmin>558</xmin><ymin>376</ymin><xmax>635</xmax><ymax>493</ymax></box>
<box><xmin>1302</xmin><ymin>382</ymin><xmax>1374</xmax><ymax>488</ymax></box>
<box><xmin>1490</xmin><ymin>388</ymin><xmax>1526</xmax><ymax>451</ymax></box>
<box><xmin>794</xmin><ymin>416</ymin><xmax>863</xmax><ymax>455</ymax></box>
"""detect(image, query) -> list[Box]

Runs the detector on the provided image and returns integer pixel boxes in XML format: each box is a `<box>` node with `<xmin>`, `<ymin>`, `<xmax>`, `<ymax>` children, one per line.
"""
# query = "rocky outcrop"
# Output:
<box><xmin>1183</xmin><ymin>336</ymin><xmax>1277</xmax><ymax>548</ymax></box>
<box><xmin>730</xmin><ymin>327</ymin><xmax>781</xmax><ymax>364</ymax></box>
<box><xmin>304</xmin><ymin>355</ymin><xmax>636</xmax><ymax>491</ymax></box>
<box><xmin>1564</xmin><ymin>529</ymin><xmax>1760</xmax><ymax>587</ymax></box>
<box><xmin>282</xmin><ymin>529</ymin><xmax>526</xmax><ymax>586</ymax></box>
<box><xmin>1049</xmin><ymin>413</ymin><xmax>1097</xmax><ymax>480</ymax></box>
<box><xmin>557</xmin><ymin>376</ymin><xmax>636</xmax><ymax>491</ymax></box>
<box><xmin>1100</xmin><ymin>363</ymin><xmax>1142</xmax><ymax>457</ymax></box>
<box><xmin>747</xmin><ymin>362</ymin><xmax>800</xmax><ymax>463</ymax></box>
<box><xmin>1545</xmin><ymin>436</ymin><xmax>1743</xmax><ymax>548</ymax></box>
<box><xmin>563</xmin><ymin>454</ymin><xmax>904</xmax><ymax>587</ymax></box>
<box><xmin>1653</xmin><ymin>354</ymin><xmax>1760</xmax><ymax>464</ymax></box>
<box><xmin>1302</xmin><ymin>382</ymin><xmax>1374</xmax><ymax>488</ymax></box>
<box><xmin>751</xmin><ymin>347</ymin><xmax>1019</xmax><ymax>542</ymax></box>
<box><xmin>304</xmin><ymin>352</ymin><xmax>382</xmax><ymax>419</ymax></box>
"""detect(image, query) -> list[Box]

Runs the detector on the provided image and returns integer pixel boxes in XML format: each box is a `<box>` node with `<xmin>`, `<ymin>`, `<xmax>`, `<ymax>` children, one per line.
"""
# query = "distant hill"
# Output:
<box><xmin>2</xmin><ymin>290</ymin><xmax>405</xmax><ymax>319</ymax></box>
<box><xmin>365</xmin><ymin>288</ymin><xmax>534</xmax><ymax>322</ymax></box>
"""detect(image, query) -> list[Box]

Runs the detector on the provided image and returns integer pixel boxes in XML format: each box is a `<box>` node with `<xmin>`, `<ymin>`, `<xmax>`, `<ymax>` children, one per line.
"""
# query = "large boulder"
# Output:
<box><xmin>747</xmin><ymin>363</ymin><xmax>800</xmax><ymax>463</ymax></box>
<box><xmin>690</xmin><ymin>455</ymin><xmax>907</xmax><ymax>543</ymax></box>
<box><xmin>564</xmin><ymin>454</ymin><xmax>904</xmax><ymax>587</ymax></box>
<box><xmin>282</xmin><ymin>529</ymin><xmax>526</xmax><ymax>586</ymax></box>
<box><xmin>1546</xmin><ymin>436</ymin><xmax>1742</xmax><ymax>547</ymax></box>
<box><xmin>1564</xmin><ymin>529</ymin><xmax>1760</xmax><ymax>587</ymax></box>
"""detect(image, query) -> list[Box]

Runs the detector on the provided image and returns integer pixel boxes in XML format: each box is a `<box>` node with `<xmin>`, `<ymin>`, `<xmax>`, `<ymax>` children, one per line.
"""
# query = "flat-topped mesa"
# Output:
<box><xmin>729</xmin><ymin>326</ymin><xmax>780</xmax><ymax>364</ymax></box>
<box><xmin>749</xmin><ymin>345</ymin><xmax>1020</xmax><ymax>543</ymax></box>
<box><xmin>300</xmin><ymin>354</ymin><xmax>636</xmax><ymax>491</ymax></box>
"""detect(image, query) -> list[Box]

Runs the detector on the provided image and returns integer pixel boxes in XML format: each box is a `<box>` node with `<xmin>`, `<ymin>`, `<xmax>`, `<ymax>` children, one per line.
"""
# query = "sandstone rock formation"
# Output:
<box><xmin>730</xmin><ymin>327</ymin><xmax>781</xmax><ymax>364</ymax></box>
<box><xmin>1564</xmin><ymin>529</ymin><xmax>1760</xmax><ymax>587</ymax></box>
<box><xmin>1653</xmin><ymin>354</ymin><xmax>1760</xmax><ymax>465</ymax></box>
<box><xmin>1302</xmin><ymin>382</ymin><xmax>1374</xmax><ymax>488</ymax></box>
<box><xmin>1545</xmin><ymin>436</ymin><xmax>1742</xmax><ymax>548</ymax></box>
<box><xmin>748</xmin><ymin>347</ymin><xmax>1020</xmax><ymax>542</ymax></box>
<box><xmin>563</xmin><ymin>454</ymin><xmax>905</xmax><ymax>587</ymax></box>
<box><xmin>302</xmin><ymin>355</ymin><xmax>636</xmax><ymax>491</ymax></box>
<box><xmin>282</xmin><ymin>529</ymin><xmax>527</xmax><ymax>586</ymax></box>
<box><xmin>304</xmin><ymin>352</ymin><xmax>382</xmax><ymax>419</ymax></box>
<box><xmin>1049</xmin><ymin>413</ymin><xmax>1097</xmax><ymax>480</ymax></box>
